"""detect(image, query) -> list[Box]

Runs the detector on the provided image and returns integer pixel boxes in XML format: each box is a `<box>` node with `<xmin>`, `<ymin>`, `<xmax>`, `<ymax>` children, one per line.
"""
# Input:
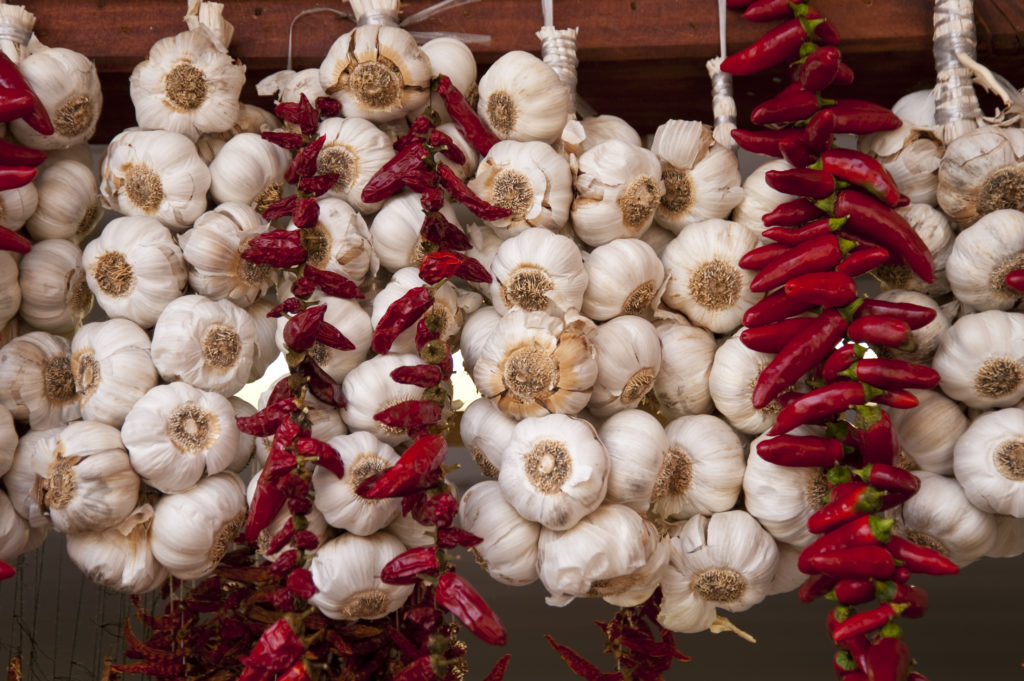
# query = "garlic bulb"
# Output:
<box><xmin>0</xmin><ymin>488</ymin><xmax>32</xmax><ymax>562</ymax></box>
<box><xmin>10</xmin><ymin>47</ymin><xmax>101</xmax><ymax>149</ymax></box>
<box><xmin>71</xmin><ymin>318</ymin><xmax>158</xmax><ymax>427</ymax></box>
<box><xmin>459</xmin><ymin>480</ymin><xmax>541</xmax><ymax>586</ymax></box>
<box><xmin>179</xmin><ymin>202</ymin><xmax>277</xmax><ymax>308</ymax></box>
<box><xmin>579</xmin><ymin>115</ymin><xmax>642</xmax><ymax>152</ymax></box>
<box><xmin>657</xmin><ymin>511</ymin><xmax>779</xmax><ymax>634</ymax></box>
<box><xmin>130</xmin><ymin>27</ymin><xmax>245</xmax><ymax>141</ymax></box>
<box><xmin>65</xmin><ymin>503</ymin><xmax>168</xmax><ymax>594</ymax></box>
<box><xmin>122</xmin><ymin>382</ymin><xmax>241</xmax><ymax>493</ymax></box>
<box><xmin>473</xmin><ymin>310</ymin><xmax>597</xmax><ymax>420</ymax></box>
<box><xmin>650</xmin><ymin>120</ymin><xmax>744</xmax><ymax>234</ymax></box>
<box><xmin>17</xmin><ymin>238</ymin><xmax>92</xmax><ymax>334</ymax></box>
<box><xmin>497</xmin><ymin>413</ymin><xmax>608</xmax><ymax>531</ymax></box>
<box><xmin>653</xmin><ymin>315</ymin><xmax>716</xmax><ymax>418</ymax></box>
<box><xmin>588</xmin><ymin>316</ymin><xmax>662</xmax><ymax>417</ymax></box>
<box><xmin>246</xmin><ymin>298</ymin><xmax>281</xmax><ymax>383</ymax></box>
<box><xmin>341</xmin><ymin>353</ymin><xmax>426</xmax><ymax>446</ymax></box>
<box><xmin>731</xmin><ymin>159</ymin><xmax>792</xmax><ymax>237</ymax></box>
<box><xmin>898</xmin><ymin>471</ymin><xmax>996</xmax><ymax>567</ymax></box>
<box><xmin>256</xmin><ymin>68</ymin><xmax>327</xmax><ymax>108</ymax></box>
<box><xmin>766</xmin><ymin>542</ymin><xmax>806</xmax><ymax>597</ymax></box>
<box><xmin>888</xmin><ymin>388</ymin><xmax>966</xmax><ymax>474</ymax></box>
<box><xmin>937</xmin><ymin>126</ymin><xmax>1024</xmax><ymax>229</ymax></box>
<box><xmin>370</xmin><ymin>267</ymin><xmax>460</xmax><ymax>355</ymax></box>
<box><xmin>319</xmin><ymin>24</ymin><xmax>431</xmax><ymax>122</ymax></box>
<box><xmin>581</xmin><ymin>239</ymin><xmax>665</xmax><ymax>321</ymax></box>
<box><xmin>82</xmin><ymin>215</ymin><xmax>187</xmax><ymax>328</ymax></box>
<box><xmin>308</xmin><ymin>531</ymin><xmax>415</xmax><ymax>620</ymax></box>
<box><xmin>316</xmin><ymin>116</ymin><xmax>395</xmax><ymax>214</ymax></box>
<box><xmin>932</xmin><ymin>310</ymin><xmax>1024</xmax><ymax>408</ymax></box>
<box><xmin>986</xmin><ymin>514</ymin><xmax>1024</xmax><ymax>559</ymax></box>
<box><xmin>2</xmin><ymin>428</ymin><xmax>61</xmax><ymax>529</ymax></box>
<box><xmin>490</xmin><ymin>229</ymin><xmax>588</xmax><ymax>317</ymax></box>
<box><xmin>0</xmin><ymin>405</ymin><xmax>14</xmax><ymax>477</ymax></box>
<box><xmin>37</xmin><ymin>421</ymin><xmax>140</xmax><ymax>535</ymax></box>
<box><xmin>661</xmin><ymin>219</ymin><xmax>761</xmax><ymax>334</ymax></box>
<box><xmin>538</xmin><ymin>504</ymin><xmax>667</xmax><ymax>607</ymax></box>
<box><xmin>598</xmin><ymin>409</ymin><xmax>667</xmax><ymax>512</ymax></box>
<box><xmin>709</xmin><ymin>334</ymin><xmax>783</xmax><ymax>435</ymax></box>
<box><xmin>100</xmin><ymin>128</ymin><xmax>210</xmax><ymax>232</ymax></box>
<box><xmin>476</xmin><ymin>50</ymin><xmax>570</xmax><ymax>145</ymax></box>
<box><xmin>0</xmin><ymin>332</ymin><xmax>80</xmax><ymax>428</ymax></box>
<box><xmin>468</xmin><ymin>140</ymin><xmax>572</xmax><ymax>236</ymax></box>
<box><xmin>572</xmin><ymin>140</ymin><xmax>665</xmax><ymax>246</ymax></box>
<box><xmin>276</xmin><ymin>295</ymin><xmax>372</xmax><ymax>383</ymax></box>
<box><xmin>208</xmin><ymin>133</ymin><xmax>290</xmax><ymax>211</ymax></box>
<box><xmin>743</xmin><ymin>428</ymin><xmax>829</xmax><ymax>547</ymax></box>
<box><xmin>150</xmin><ymin>294</ymin><xmax>256</xmax><ymax>396</ymax></box>
<box><xmin>226</xmin><ymin>397</ymin><xmax>256</xmax><ymax>473</ymax></box>
<box><xmin>0</xmin><ymin>252</ymin><xmax>19</xmax><ymax>330</ymax></box>
<box><xmin>946</xmin><ymin>209</ymin><xmax>1024</xmax><ymax>310</ymax></box>
<box><xmin>0</xmin><ymin>183</ymin><xmax>38</xmax><ymax>232</ymax></box>
<box><xmin>458</xmin><ymin>305</ymin><xmax>501</xmax><ymax>377</ymax></box>
<box><xmin>651</xmin><ymin>414</ymin><xmax>746</xmax><ymax>521</ymax></box>
<box><xmin>459</xmin><ymin>397</ymin><xmax>515</xmax><ymax>478</ymax></box>
<box><xmin>299</xmin><ymin>197</ymin><xmax>378</xmax><ymax>285</ymax></box>
<box><xmin>312</xmin><ymin>431</ymin><xmax>401</xmax><ymax>535</ymax></box>
<box><xmin>196</xmin><ymin>103</ymin><xmax>282</xmax><ymax>164</ymax></box>
<box><xmin>873</xmin><ymin>289</ymin><xmax>950</xmax><ymax>365</ymax></box>
<box><xmin>953</xmin><ymin>407</ymin><xmax>1024</xmax><ymax>517</ymax></box>
<box><xmin>874</xmin><ymin>203</ymin><xmax>953</xmax><ymax>297</ymax></box>
<box><xmin>420</xmin><ymin>37</ymin><xmax>477</xmax><ymax>123</ymax></box>
<box><xmin>150</xmin><ymin>471</ymin><xmax>247</xmax><ymax>580</ymax></box>
<box><xmin>25</xmin><ymin>159</ymin><xmax>101</xmax><ymax>243</ymax></box>
<box><xmin>370</xmin><ymin>191</ymin><xmax>460</xmax><ymax>273</ymax></box>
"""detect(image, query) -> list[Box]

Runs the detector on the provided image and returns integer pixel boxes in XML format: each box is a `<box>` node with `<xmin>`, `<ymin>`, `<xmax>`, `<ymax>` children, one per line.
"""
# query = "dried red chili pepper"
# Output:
<box><xmin>276</xmin><ymin>661</ymin><xmax>310</xmax><ymax>681</ymax></box>
<box><xmin>295</xmin><ymin>437</ymin><xmax>344</xmax><ymax>478</ymax></box>
<box><xmin>848</xmin><ymin>315</ymin><xmax>912</xmax><ymax>349</ymax></box>
<box><xmin>420</xmin><ymin>187</ymin><xmax>445</xmax><ymax>212</ymax></box>
<box><xmin>375</xmin><ymin>399</ymin><xmax>443</xmax><ymax>431</ymax></box>
<box><xmin>239</xmin><ymin>619</ymin><xmax>305</xmax><ymax>673</ymax></box>
<box><xmin>419</xmin><ymin>250</ymin><xmax>463</xmax><ymax>284</ymax></box>
<box><xmin>393</xmin><ymin>115</ymin><xmax>433</xmax><ymax>151</ymax></box>
<box><xmin>298</xmin><ymin>173</ymin><xmax>339</xmax><ymax>196</ymax></box>
<box><xmin>0</xmin><ymin>53</ymin><xmax>52</xmax><ymax>134</ymax></box>
<box><xmin>267</xmin><ymin>297</ymin><xmax>302</xmax><ymax>318</ymax></box>
<box><xmin>863</xmin><ymin>636</ymin><xmax>910</xmax><ymax>681</ymax></box>
<box><xmin>756</xmin><ymin>434</ymin><xmax>844</xmax><ymax>467</ymax></box>
<box><xmin>1006</xmin><ymin>268</ymin><xmax>1024</xmax><ymax>292</ymax></box>
<box><xmin>739</xmin><ymin>242</ymin><xmax>792</xmax><ymax>270</ymax></box>
<box><xmin>783</xmin><ymin>270</ymin><xmax>858</xmax><ymax>307</ymax></box>
<box><xmin>819</xmin><ymin>99</ymin><xmax>902</xmax><ymax>134</ymax></box>
<box><xmin>381</xmin><ymin>547</ymin><xmax>440</xmax><ymax>585</ymax></box>
<box><xmin>428</xmin><ymin>128</ymin><xmax>467</xmax><ymax>165</ymax></box>
<box><xmin>436</xmin><ymin>164</ymin><xmax>511</xmax><ymax>221</ymax></box>
<box><xmin>805</xmin><ymin>545</ymin><xmax>895</xmax><ymax>580</ymax></box>
<box><xmin>0</xmin><ymin>559</ymin><xmax>13</xmax><ymax>581</ymax></box>
<box><xmin>730</xmin><ymin>128</ymin><xmax>807</xmax><ymax>158</ymax></box>
<box><xmin>836</xmin><ymin>246</ymin><xmax>890</xmax><ymax>277</ymax></box>
<box><xmin>357</xmin><ymin>433</ymin><xmax>448</xmax><ymax>499</ymax></box>
<box><xmin>720</xmin><ymin>15</ymin><xmax>836</xmax><ymax>76</ymax></box>
<box><xmin>274</xmin><ymin>93</ymin><xmax>319</xmax><ymax>135</ymax></box>
<box><xmin>436</xmin><ymin>572</ymin><xmax>507</xmax><ymax>646</ymax></box>
<box><xmin>483</xmin><ymin>655</ymin><xmax>512</xmax><ymax>681</ymax></box>
<box><xmin>242</xmin><ymin>229</ymin><xmax>306</xmax><ymax>268</ymax></box>
<box><xmin>300</xmin><ymin>356</ymin><xmax>345</xmax><ymax>407</ymax></box>
<box><xmin>411</xmin><ymin>491</ymin><xmax>458</xmax><ymax>527</ymax></box>
<box><xmin>831</xmin><ymin>579</ymin><xmax>875</xmax><ymax>606</ymax></box>
<box><xmin>292</xmin><ymin>197</ymin><xmax>320</xmax><ymax>229</ymax></box>
<box><xmin>362</xmin><ymin>140</ymin><xmax>430</xmax><ymax>204</ymax></box>
<box><xmin>263</xmin><ymin>194</ymin><xmax>298</xmax><ymax>221</ymax></box>
<box><xmin>799</xmin><ymin>516</ymin><xmax>895</xmax><ymax>572</ymax></box>
<box><xmin>437</xmin><ymin>526</ymin><xmax>484</xmax><ymax>549</ymax></box>
<box><xmin>807</xmin><ymin>483</ymin><xmax>884</xmax><ymax>534</ymax></box>
<box><xmin>316</xmin><ymin>322</ymin><xmax>355</xmax><ymax>351</ymax></box>
<box><xmin>840</xmin><ymin>358</ymin><xmax>939</xmax><ymax>390</ymax></box>
<box><xmin>854</xmin><ymin>299</ymin><xmax>936</xmax><ymax>329</ymax></box>
<box><xmin>761</xmin><ymin>217</ymin><xmax>847</xmax><ymax>246</ymax></box>
<box><xmin>421</xmin><ymin>212</ymin><xmax>473</xmax><ymax>250</ymax></box>
<box><xmin>850</xmin><ymin>406</ymin><xmax>898</xmax><ymax>466</ymax></box>
<box><xmin>743</xmin><ymin>288</ymin><xmax>818</xmax><ymax>327</ymax></box>
<box><xmin>436</xmin><ymin>74</ymin><xmax>500</xmax><ymax>155</ymax></box>
<box><xmin>886</xmin><ymin>536</ymin><xmax>958</xmax><ymax>575</ymax></box>
<box><xmin>742</xmin><ymin>0</ymin><xmax>807</xmax><ymax>21</ymax></box>
<box><xmin>765</xmin><ymin>167</ymin><xmax>838</xmax><ymax>199</ymax></box>
<box><xmin>798</xmin><ymin>573</ymin><xmax>839</xmax><ymax>603</ymax></box>
<box><xmin>815</xmin><ymin>149</ymin><xmax>901</xmax><ymax>206</ymax></box>
<box><xmin>236</xmin><ymin>398</ymin><xmax>298</xmax><ymax>437</ymax></box>
<box><xmin>372</xmin><ymin>285</ymin><xmax>435</xmax><ymax>355</ymax></box>
<box><xmin>261</xmin><ymin>131</ymin><xmax>305</xmax><ymax>149</ymax></box>
<box><xmin>795</xmin><ymin>45</ymin><xmax>843</xmax><ymax>91</ymax></box>
<box><xmin>391</xmin><ymin>364</ymin><xmax>444</xmax><ymax>388</ymax></box>
<box><xmin>751</xmin><ymin>89</ymin><xmax>831</xmax><ymax>126</ymax></box>
<box><xmin>455</xmin><ymin>255</ymin><xmax>492</xmax><ymax>283</ymax></box>
<box><xmin>763</xmin><ymin>197</ymin><xmax>826</xmax><ymax>227</ymax></box>
<box><xmin>753</xmin><ymin>309</ymin><xmax>848</xmax><ymax>408</ymax></box>
<box><xmin>751</xmin><ymin>233</ymin><xmax>843</xmax><ymax>292</ymax></box>
<box><xmin>0</xmin><ymin>224</ymin><xmax>31</xmax><ymax>254</ymax></box>
<box><xmin>740</xmin><ymin>317</ymin><xmax>814</xmax><ymax>353</ymax></box>
<box><xmin>283</xmin><ymin>304</ymin><xmax>326</xmax><ymax>353</ymax></box>
<box><xmin>286</xmin><ymin>568</ymin><xmax>317</xmax><ymax>599</ymax></box>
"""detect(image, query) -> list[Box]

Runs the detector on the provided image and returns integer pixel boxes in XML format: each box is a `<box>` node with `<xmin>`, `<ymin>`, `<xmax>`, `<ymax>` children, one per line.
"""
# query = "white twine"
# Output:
<box><xmin>709</xmin><ymin>0</ymin><xmax>737</xmax><ymax>149</ymax></box>
<box><xmin>537</xmin><ymin>25</ymin><xmax>580</xmax><ymax>114</ymax></box>
<box><xmin>933</xmin><ymin>0</ymin><xmax>983</xmax><ymax>142</ymax></box>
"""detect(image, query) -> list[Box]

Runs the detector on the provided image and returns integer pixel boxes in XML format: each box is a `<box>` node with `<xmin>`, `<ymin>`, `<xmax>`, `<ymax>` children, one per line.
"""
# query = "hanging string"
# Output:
<box><xmin>933</xmin><ymin>0</ymin><xmax>983</xmax><ymax>143</ymax></box>
<box><xmin>536</xmin><ymin>0</ymin><xmax>594</xmax><ymax>118</ymax></box>
<box><xmin>287</xmin><ymin>8</ymin><xmax>353</xmax><ymax>71</ymax></box>
<box><xmin>707</xmin><ymin>0</ymin><xmax>737</xmax><ymax>149</ymax></box>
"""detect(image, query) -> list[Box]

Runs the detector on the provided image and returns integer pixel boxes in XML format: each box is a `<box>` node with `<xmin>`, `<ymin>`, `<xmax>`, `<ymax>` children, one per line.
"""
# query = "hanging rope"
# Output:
<box><xmin>707</xmin><ymin>0</ymin><xmax>737</xmax><ymax>148</ymax></box>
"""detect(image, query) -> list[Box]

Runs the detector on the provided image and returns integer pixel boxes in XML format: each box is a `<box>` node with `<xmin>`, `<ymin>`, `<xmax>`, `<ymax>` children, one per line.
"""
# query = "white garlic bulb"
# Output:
<box><xmin>308</xmin><ymin>531</ymin><xmax>415</xmax><ymax>620</ymax></box>
<box><xmin>2</xmin><ymin>427</ymin><xmax>61</xmax><ymax>529</ymax></box>
<box><xmin>653</xmin><ymin>314</ymin><xmax>716</xmax><ymax>418</ymax></box>
<box><xmin>312</xmin><ymin>431</ymin><xmax>402</xmax><ymax>535</ymax></box>
<box><xmin>459</xmin><ymin>480</ymin><xmax>541</xmax><ymax>586</ymax></box>
<box><xmin>766</xmin><ymin>542</ymin><xmax>806</xmax><ymax>597</ymax></box>
<box><xmin>341</xmin><ymin>353</ymin><xmax>426</xmax><ymax>446</ymax></box>
<box><xmin>651</xmin><ymin>414</ymin><xmax>746</xmax><ymax>521</ymax></box>
<box><xmin>196</xmin><ymin>103</ymin><xmax>282</xmax><ymax>164</ymax></box>
<box><xmin>256</xmin><ymin>68</ymin><xmax>326</xmax><ymax>108</ymax></box>
<box><xmin>17</xmin><ymin>238</ymin><xmax>92</xmax><ymax>334</ymax></box>
<box><xmin>657</xmin><ymin>511</ymin><xmax>779</xmax><ymax>634</ymax></box>
<box><xmin>0</xmin><ymin>332</ymin><xmax>80</xmax><ymax>429</ymax></box>
<box><xmin>572</xmin><ymin>140</ymin><xmax>664</xmax><ymax>246</ymax></box>
<box><xmin>953</xmin><ymin>407</ymin><xmax>1024</xmax><ymax>517</ymax></box>
<box><xmin>246</xmin><ymin>298</ymin><xmax>282</xmax><ymax>383</ymax></box>
<box><xmin>25</xmin><ymin>159</ymin><xmax>101</xmax><ymax>243</ymax></box>
<box><xmin>0</xmin><ymin>252</ymin><xmax>19</xmax><ymax>330</ymax></box>
<box><xmin>872</xmin><ymin>289</ymin><xmax>949</xmax><ymax>365</ymax></box>
<box><xmin>0</xmin><ymin>405</ymin><xmax>14</xmax><ymax>477</ymax></box>
<box><xmin>0</xmin><ymin>488</ymin><xmax>32</xmax><ymax>562</ymax></box>
<box><xmin>588</xmin><ymin>316</ymin><xmax>662</xmax><ymax>417</ymax></box>
<box><xmin>319</xmin><ymin>24</ymin><xmax>431</xmax><ymax>122</ymax></box>
<box><xmin>100</xmin><ymin>128</ymin><xmax>211</xmax><ymax>232</ymax></box>
<box><xmin>65</xmin><ymin>503</ymin><xmax>168</xmax><ymax>594</ymax></box>
<box><xmin>578</xmin><ymin>115</ymin><xmax>642</xmax><ymax>152</ymax></box>
<box><xmin>937</xmin><ymin>125</ymin><xmax>1024</xmax><ymax>229</ymax></box>
<box><xmin>709</xmin><ymin>335</ymin><xmax>782</xmax><ymax>435</ymax></box>
<box><xmin>662</xmin><ymin>219</ymin><xmax>761</xmax><ymax>334</ymax></box>
<box><xmin>370</xmin><ymin>191</ymin><xmax>460</xmax><ymax>274</ymax></box>
<box><xmin>370</xmin><ymin>267</ymin><xmax>461</xmax><ymax>355</ymax></box>
<box><xmin>276</xmin><ymin>296</ymin><xmax>372</xmax><ymax>383</ymax></box>
<box><xmin>299</xmin><ymin>197</ymin><xmax>378</xmax><ymax>285</ymax></box>
<box><xmin>932</xmin><ymin>310</ymin><xmax>1024</xmax><ymax>409</ymax></box>
<box><xmin>538</xmin><ymin>504</ymin><xmax>667</xmax><ymax>607</ymax></box>
<box><xmin>898</xmin><ymin>471</ymin><xmax>996</xmax><ymax>567</ymax></box>
<box><xmin>208</xmin><ymin>133</ymin><xmax>290</xmax><ymax>211</ymax></box>
<box><xmin>130</xmin><ymin>27</ymin><xmax>245</xmax><ymax>141</ymax></box>
<box><xmin>82</xmin><ymin>215</ymin><xmax>187</xmax><ymax>328</ymax></box>
<box><xmin>459</xmin><ymin>397</ymin><xmax>515</xmax><ymax>478</ymax></box>
<box><xmin>316</xmin><ymin>116</ymin><xmax>395</xmax><ymax>214</ymax></box>
<box><xmin>477</xmin><ymin>50</ymin><xmax>570</xmax><ymax>145</ymax></box>
<box><xmin>946</xmin><ymin>209</ymin><xmax>1024</xmax><ymax>310</ymax></box>
<box><xmin>581</xmin><ymin>239</ymin><xmax>665</xmax><ymax>321</ymax></box>
<box><xmin>0</xmin><ymin>183</ymin><xmax>39</xmax><ymax>233</ymax></box>
<box><xmin>468</xmin><ymin>140</ymin><xmax>572</xmax><ymax>236</ymax></box>
<box><xmin>71</xmin><ymin>318</ymin><xmax>158</xmax><ymax>427</ymax></box>
<box><xmin>458</xmin><ymin>305</ymin><xmax>501</xmax><ymax>377</ymax></box>
<box><xmin>490</xmin><ymin>229</ymin><xmax>588</xmax><ymax>317</ymax></box>
<box><xmin>10</xmin><ymin>46</ymin><xmax>102</xmax><ymax>149</ymax></box>
<box><xmin>731</xmin><ymin>159</ymin><xmax>793</xmax><ymax>237</ymax></box>
<box><xmin>986</xmin><ymin>514</ymin><xmax>1024</xmax><ymax>559</ymax></box>
<box><xmin>874</xmin><ymin>203</ymin><xmax>953</xmax><ymax>297</ymax></box>
<box><xmin>888</xmin><ymin>388</ymin><xmax>966</xmax><ymax>474</ymax></box>
<box><xmin>150</xmin><ymin>294</ymin><xmax>256</xmax><ymax>396</ymax></box>
<box><xmin>37</xmin><ymin>421</ymin><xmax>140</xmax><ymax>535</ymax></box>
<box><xmin>650</xmin><ymin>120</ymin><xmax>744</xmax><ymax>234</ymax></box>
<box><xmin>498</xmin><ymin>413</ymin><xmax>608</xmax><ymax>531</ymax></box>
<box><xmin>150</xmin><ymin>471</ymin><xmax>247</xmax><ymax>580</ymax></box>
<box><xmin>474</xmin><ymin>309</ymin><xmax>597</xmax><ymax>420</ymax></box>
<box><xmin>598</xmin><ymin>409</ymin><xmax>667</xmax><ymax>512</ymax></box>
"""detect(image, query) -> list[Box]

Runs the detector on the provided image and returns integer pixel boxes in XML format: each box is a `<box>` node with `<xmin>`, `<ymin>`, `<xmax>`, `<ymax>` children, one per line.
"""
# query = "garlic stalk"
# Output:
<box><xmin>71</xmin><ymin>318</ymin><xmax>158</xmax><ymax>427</ymax></box>
<box><xmin>25</xmin><ymin>159</ymin><xmax>102</xmax><ymax>243</ymax></box>
<box><xmin>0</xmin><ymin>332</ymin><xmax>80</xmax><ymax>429</ymax></box>
<box><xmin>65</xmin><ymin>503</ymin><xmax>169</xmax><ymax>594</ymax></box>
<box><xmin>459</xmin><ymin>480</ymin><xmax>541</xmax><ymax>586</ymax></box>
<box><xmin>17</xmin><ymin>238</ymin><xmax>92</xmax><ymax>334</ymax></box>
<box><xmin>308</xmin><ymin>531</ymin><xmax>416</xmax><ymax>620</ymax></box>
<box><xmin>932</xmin><ymin>0</ymin><xmax>984</xmax><ymax>145</ymax></box>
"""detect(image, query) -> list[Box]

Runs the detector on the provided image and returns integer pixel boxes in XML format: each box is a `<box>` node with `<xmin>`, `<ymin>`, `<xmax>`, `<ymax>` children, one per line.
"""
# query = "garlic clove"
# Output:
<box><xmin>476</xmin><ymin>50</ymin><xmax>570</xmax><ymax>145</ymax></box>
<box><xmin>308</xmin><ymin>531</ymin><xmax>416</xmax><ymax>620</ymax></box>
<box><xmin>0</xmin><ymin>183</ymin><xmax>39</xmax><ymax>233</ymax></box>
<box><xmin>71</xmin><ymin>318</ymin><xmax>158</xmax><ymax>427</ymax></box>
<box><xmin>985</xmin><ymin>514</ymin><xmax>1024</xmax><ymax>559</ymax></box>
<box><xmin>311</xmin><ymin>430</ymin><xmax>402</xmax><ymax>535</ymax></box>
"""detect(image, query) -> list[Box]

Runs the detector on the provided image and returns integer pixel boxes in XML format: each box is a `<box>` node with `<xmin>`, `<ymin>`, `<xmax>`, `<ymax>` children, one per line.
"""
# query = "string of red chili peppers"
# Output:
<box><xmin>724</xmin><ymin>2</ymin><xmax>957</xmax><ymax>680</ymax></box>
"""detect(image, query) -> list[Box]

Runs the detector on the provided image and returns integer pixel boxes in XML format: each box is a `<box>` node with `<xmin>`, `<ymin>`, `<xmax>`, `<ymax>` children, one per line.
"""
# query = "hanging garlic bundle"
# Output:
<box><xmin>208</xmin><ymin>133</ymin><xmax>291</xmax><ymax>211</ymax></box>
<box><xmin>311</xmin><ymin>431</ymin><xmax>402</xmax><ymax>535</ymax></box>
<box><xmin>581</xmin><ymin>239</ymin><xmax>665</xmax><ymax>321</ymax></box>
<box><xmin>24</xmin><ymin>159</ymin><xmax>102</xmax><ymax>243</ymax></box>
<box><xmin>0</xmin><ymin>331</ymin><xmax>79</xmax><ymax>429</ymax></box>
<box><xmin>932</xmin><ymin>310</ymin><xmax>1024</xmax><ymax>408</ymax></box>
<box><xmin>71</xmin><ymin>318</ymin><xmax>158</xmax><ymax>427</ymax></box>
<box><xmin>459</xmin><ymin>480</ymin><xmax>541</xmax><ymax>586</ymax></box>
<box><xmin>17</xmin><ymin>238</ymin><xmax>92</xmax><ymax>334</ymax></box>
<box><xmin>489</xmin><ymin>228</ymin><xmax>588</xmax><ymax>317</ymax></box>
<box><xmin>65</xmin><ymin>503</ymin><xmax>169</xmax><ymax>594</ymax></box>
<box><xmin>459</xmin><ymin>397</ymin><xmax>515</xmax><ymax>478</ymax></box>
<box><xmin>588</xmin><ymin>316</ymin><xmax>662</xmax><ymax>417</ymax></box>
<box><xmin>308</xmin><ymin>531</ymin><xmax>416</xmax><ymax>620</ymax></box>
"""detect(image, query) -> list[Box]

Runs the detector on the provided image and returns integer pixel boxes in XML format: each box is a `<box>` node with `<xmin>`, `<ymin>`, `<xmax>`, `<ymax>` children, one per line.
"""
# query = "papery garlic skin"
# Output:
<box><xmin>342</xmin><ymin>353</ymin><xmax>426</xmax><ymax>446</ymax></box>
<box><xmin>0</xmin><ymin>405</ymin><xmax>15</xmax><ymax>477</ymax></box>
<box><xmin>82</xmin><ymin>216</ymin><xmax>187</xmax><ymax>328</ymax></box>
<box><xmin>953</xmin><ymin>408</ymin><xmax>1024</xmax><ymax>517</ymax></box>
<box><xmin>708</xmin><ymin>335</ymin><xmax>782</xmax><ymax>435</ymax></box>
<box><xmin>65</xmin><ymin>503</ymin><xmax>169</xmax><ymax>594</ymax></box>
<box><xmin>947</xmin><ymin>209</ymin><xmax>1024</xmax><ymax>310</ymax></box>
<box><xmin>150</xmin><ymin>295</ymin><xmax>256</xmax><ymax>396</ymax></box>
<box><xmin>459</xmin><ymin>480</ymin><xmax>541</xmax><ymax>586</ymax></box>
<box><xmin>653</xmin><ymin>315</ymin><xmax>715</xmax><ymax>418</ymax></box>
<box><xmin>150</xmin><ymin>471</ymin><xmax>247</xmax><ymax>580</ymax></box>
<box><xmin>579</xmin><ymin>115</ymin><xmax>642</xmax><ymax>152</ymax></box>
<box><xmin>661</xmin><ymin>219</ymin><xmax>760</xmax><ymax>334</ymax></box>
<box><xmin>0</xmin><ymin>488</ymin><xmax>32</xmax><ymax>562</ymax></box>
<box><xmin>572</xmin><ymin>140</ymin><xmax>665</xmax><ymax>246</ymax></box>
<box><xmin>859</xmin><ymin>95</ymin><xmax>943</xmax><ymax>206</ymax></box>
<box><xmin>370</xmin><ymin>191</ymin><xmax>460</xmax><ymax>274</ymax></box>
<box><xmin>310</xmin><ymin>532</ymin><xmax>416</xmax><ymax>620</ymax></box>
<box><xmin>474</xmin><ymin>310</ymin><xmax>597</xmax><ymax>420</ymax></box>
<box><xmin>582</xmin><ymin>239</ymin><xmax>665</xmax><ymax>321</ymax></box>
<box><xmin>477</xmin><ymin>50</ymin><xmax>570</xmax><ymax>145</ymax></box>
<box><xmin>598</xmin><ymin>410</ymin><xmax>667</xmax><ymax>512</ymax></box>
<box><xmin>899</xmin><ymin>471</ymin><xmax>996</xmax><ymax>567</ymax></box>
<box><xmin>72</xmin><ymin>319</ymin><xmax>158</xmax><ymax>427</ymax></box>
<box><xmin>100</xmin><ymin>128</ymin><xmax>210</xmax><ymax>232</ymax></box>
<box><xmin>0</xmin><ymin>332</ymin><xmax>80</xmax><ymax>429</ymax></box>
<box><xmin>460</xmin><ymin>397</ymin><xmax>515</xmax><ymax>478</ymax></box>
<box><xmin>276</xmin><ymin>296</ymin><xmax>372</xmax><ymax>383</ymax></box>
<box><xmin>370</xmin><ymin>267</ymin><xmax>460</xmax><ymax>355</ymax></box>
<box><xmin>319</xmin><ymin>25</ymin><xmax>431</xmax><ymax>122</ymax></box>
<box><xmin>130</xmin><ymin>27</ymin><xmax>245</xmax><ymax>141</ymax></box>
<box><xmin>208</xmin><ymin>133</ymin><xmax>290</xmax><ymax>211</ymax></box>
<box><xmin>196</xmin><ymin>103</ymin><xmax>282</xmax><ymax>164</ymax></box>
<box><xmin>300</xmin><ymin>197</ymin><xmax>378</xmax><ymax>285</ymax></box>
<box><xmin>933</xmin><ymin>310</ymin><xmax>1024</xmax><ymax>409</ymax></box>
<box><xmin>588</xmin><ymin>316</ymin><xmax>662</xmax><ymax>417</ymax></box>
<box><xmin>731</xmin><ymin>159</ymin><xmax>792</xmax><ymax>237</ymax></box>
<box><xmin>490</xmin><ymin>229</ymin><xmax>588</xmax><ymax>318</ymax></box>
<box><xmin>498</xmin><ymin>413</ymin><xmax>608</xmax><ymax>531</ymax></box>
<box><xmin>25</xmin><ymin>159</ymin><xmax>101</xmax><ymax>243</ymax></box>
<box><xmin>39</xmin><ymin>421</ymin><xmax>140</xmax><ymax>535</ymax></box>
<box><xmin>17</xmin><ymin>238</ymin><xmax>92</xmax><ymax>334</ymax></box>
<box><xmin>538</xmin><ymin>504</ymin><xmax>667</xmax><ymax>607</ymax></box>
<box><xmin>888</xmin><ymin>388</ymin><xmax>966</xmax><ymax>474</ymax></box>
<box><xmin>317</xmin><ymin>116</ymin><xmax>395</xmax><ymax>214</ymax></box>
<box><xmin>312</xmin><ymin>431</ymin><xmax>402</xmax><ymax>535</ymax></box>
<box><xmin>468</xmin><ymin>140</ymin><xmax>572</xmax><ymax>236</ymax></box>
<box><xmin>0</xmin><ymin>252</ymin><xmax>20</xmax><ymax>330</ymax></box>
<box><xmin>0</xmin><ymin>183</ymin><xmax>39</xmax><ymax>232</ymax></box>
<box><xmin>11</xmin><ymin>47</ymin><xmax>102</xmax><ymax>149</ymax></box>
<box><xmin>458</xmin><ymin>305</ymin><xmax>501</xmax><ymax>377</ymax></box>
<box><xmin>937</xmin><ymin>126</ymin><xmax>1024</xmax><ymax>229</ymax></box>
<box><xmin>256</xmin><ymin>68</ymin><xmax>327</xmax><ymax>108</ymax></box>
<box><xmin>658</xmin><ymin>511</ymin><xmax>779</xmax><ymax>634</ymax></box>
